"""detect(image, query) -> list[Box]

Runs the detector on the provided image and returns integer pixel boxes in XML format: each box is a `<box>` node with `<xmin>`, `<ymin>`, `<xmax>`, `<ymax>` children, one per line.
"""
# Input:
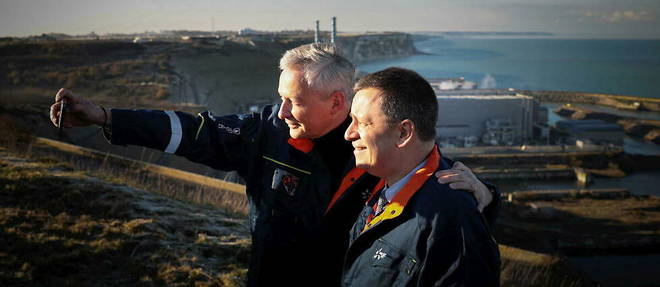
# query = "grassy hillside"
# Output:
<box><xmin>1</xmin><ymin>40</ymin><xmax>172</xmax><ymax>105</ymax></box>
<box><xmin>0</xmin><ymin>107</ymin><xmax>252</xmax><ymax>286</ymax></box>
<box><xmin>0</xmin><ymin>146</ymin><xmax>250</xmax><ymax>287</ymax></box>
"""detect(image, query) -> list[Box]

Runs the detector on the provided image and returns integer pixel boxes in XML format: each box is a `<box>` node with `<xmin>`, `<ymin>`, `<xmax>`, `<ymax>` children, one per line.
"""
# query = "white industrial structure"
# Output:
<box><xmin>435</xmin><ymin>90</ymin><xmax>539</xmax><ymax>147</ymax></box>
<box><xmin>428</xmin><ymin>78</ymin><xmax>477</xmax><ymax>91</ymax></box>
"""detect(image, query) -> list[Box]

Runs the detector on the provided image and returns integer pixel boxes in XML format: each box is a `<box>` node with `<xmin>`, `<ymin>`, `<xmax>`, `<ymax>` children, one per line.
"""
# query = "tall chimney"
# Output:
<box><xmin>315</xmin><ymin>20</ymin><xmax>320</xmax><ymax>43</ymax></box>
<box><xmin>331</xmin><ymin>16</ymin><xmax>337</xmax><ymax>43</ymax></box>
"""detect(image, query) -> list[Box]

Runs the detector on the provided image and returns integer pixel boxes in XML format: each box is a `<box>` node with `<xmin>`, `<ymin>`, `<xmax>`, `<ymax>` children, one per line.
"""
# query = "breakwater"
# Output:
<box><xmin>522</xmin><ymin>90</ymin><xmax>660</xmax><ymax>112</ymax></box>
<box><xmin>554</xmin><ymin>104</ymin><xmax>660</xmax><ymax>144</ymax></box>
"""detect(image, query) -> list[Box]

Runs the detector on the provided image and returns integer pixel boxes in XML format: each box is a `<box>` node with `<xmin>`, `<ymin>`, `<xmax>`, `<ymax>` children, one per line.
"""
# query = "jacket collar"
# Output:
<box><xmin>287</xmin><ymin>138</ymin><xmax>314</xmax><ymax>153</ymax></box>
<box><xmin>362</xmin><ymin>145</ymin><xmax>441</xmax><ymax>232</ymax></box>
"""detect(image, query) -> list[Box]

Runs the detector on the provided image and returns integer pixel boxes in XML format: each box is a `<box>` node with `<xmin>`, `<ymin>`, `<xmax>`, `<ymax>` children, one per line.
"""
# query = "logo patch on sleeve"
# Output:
<box><xmin>217</xmin><ymin>123</ymin><xmax>240</xmax><ymax>135</ymax></box>
<box><xmin>271</xmin><ymin>168</ymin><xmax>299</xmax><ymax>196</ymax></box>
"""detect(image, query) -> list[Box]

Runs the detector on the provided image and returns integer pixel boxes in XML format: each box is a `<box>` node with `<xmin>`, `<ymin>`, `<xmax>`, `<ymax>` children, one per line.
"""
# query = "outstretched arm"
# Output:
<box><xmin>48</xmin><ymin>88</ymin><xmax>261</xmax><ymax>175</ymax></box>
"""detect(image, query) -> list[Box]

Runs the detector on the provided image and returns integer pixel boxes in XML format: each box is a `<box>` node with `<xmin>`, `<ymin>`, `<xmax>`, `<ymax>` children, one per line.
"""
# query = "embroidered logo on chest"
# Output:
<box><xmin>373</xmin><ymin>248</ymin><xmax>387</xmax><ymax>260</ymax></box>
<box><xmin>271</xmin><ymin>168</ymin><xmax>299</xmax><ymax>196</ymax></box>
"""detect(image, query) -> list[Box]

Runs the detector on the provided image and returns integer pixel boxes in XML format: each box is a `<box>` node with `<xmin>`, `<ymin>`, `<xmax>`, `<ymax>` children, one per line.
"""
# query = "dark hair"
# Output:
<box><xmin>354</xmin><ymin>67</ymin><xmax>437</xmax><ymax>141</ymax></box>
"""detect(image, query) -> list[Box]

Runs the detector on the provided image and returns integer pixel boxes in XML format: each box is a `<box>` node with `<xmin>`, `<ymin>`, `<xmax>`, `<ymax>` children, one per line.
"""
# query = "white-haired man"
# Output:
<box><xmin>50</xmin><ymin>43</ymin><xmax>498</xmax><ymax>286</ymax></box>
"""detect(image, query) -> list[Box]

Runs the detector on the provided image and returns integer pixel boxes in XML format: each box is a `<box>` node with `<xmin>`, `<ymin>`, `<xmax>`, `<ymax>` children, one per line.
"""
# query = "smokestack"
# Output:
<box><xmin>315</xmin><ymin>20</ymin><xmax>320</xmax><ymax>43</ymax></box>
<box><xmin>331</xmin><ymin>16</ymin><xmax>336</xmax><ymax>43</ymax></box>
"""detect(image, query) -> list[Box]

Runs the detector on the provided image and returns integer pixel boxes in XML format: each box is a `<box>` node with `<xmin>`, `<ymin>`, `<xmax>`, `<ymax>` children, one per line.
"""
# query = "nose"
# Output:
<box><xmin>344</xmin><ymin>119</ymin><xmax>359</xmax><ymax>141</ymax></box>
<box><xmin>278</xmin><ymin>100</ymin><xmax>291</xmax><ymax>120</ymax></box>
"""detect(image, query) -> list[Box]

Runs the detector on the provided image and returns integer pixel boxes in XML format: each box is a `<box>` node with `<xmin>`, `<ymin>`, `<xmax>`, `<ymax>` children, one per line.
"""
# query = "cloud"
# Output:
<box><xmin>584</xmin><ymin>9</ymin><xmax>655</xmax><ymax>23</ymax></box>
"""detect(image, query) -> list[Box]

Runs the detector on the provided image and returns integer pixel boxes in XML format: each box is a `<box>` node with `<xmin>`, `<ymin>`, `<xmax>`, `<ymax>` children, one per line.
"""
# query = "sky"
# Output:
<box><xmin>1</xmin><ymin>0</ymin><xmax>659</xmax><ymax>39</ymax></box>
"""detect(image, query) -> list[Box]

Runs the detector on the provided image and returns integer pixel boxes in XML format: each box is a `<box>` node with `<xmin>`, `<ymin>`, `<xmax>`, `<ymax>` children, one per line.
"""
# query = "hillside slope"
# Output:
<box><xmin>0</xmin><ymin>147</ymin><xmax>250</xmax><ymax>287</ymax></box>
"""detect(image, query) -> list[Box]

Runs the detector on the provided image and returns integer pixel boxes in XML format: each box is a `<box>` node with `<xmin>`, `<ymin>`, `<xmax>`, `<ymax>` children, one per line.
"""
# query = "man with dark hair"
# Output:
<box><xmin>50</xmin><ymin>44</ymin><xmax>498</xmax><ymax>286</ymax></box>
<box><xmin>342</xmin><ymin>67</ymin><xmax>500</xmax><ymax>286</ymax></box>
<box><xmin>353</xmin><ymin>66</ymin><xmax>439</xmax><ymax>141</ymax></box>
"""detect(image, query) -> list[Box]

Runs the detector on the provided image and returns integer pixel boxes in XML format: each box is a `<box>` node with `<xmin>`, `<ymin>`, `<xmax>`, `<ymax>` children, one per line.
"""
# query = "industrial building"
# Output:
<box><xmin>435</xmin><ymin>90</ymin><xmax>541</xmax><ymax>147</ymax></box>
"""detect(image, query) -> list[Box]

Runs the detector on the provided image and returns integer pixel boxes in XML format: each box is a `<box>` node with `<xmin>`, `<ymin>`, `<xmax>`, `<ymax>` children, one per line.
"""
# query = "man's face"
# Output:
<box><xmin>344</xmin><ymin>88</ymin><xmax>400</xmax><ymax>177</ymax></box>
<box><xmin>277</xmin><ymin>68</ymin><xmax>335</xmax><ymax>139</ymax></box>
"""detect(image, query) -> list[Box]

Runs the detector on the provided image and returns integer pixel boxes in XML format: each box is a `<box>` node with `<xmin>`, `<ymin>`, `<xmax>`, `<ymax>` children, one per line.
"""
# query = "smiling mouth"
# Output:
<box><xmin>285</xmin><ymin>121</ymin><xmax>300</xmax><ymax>128</ymax></box>
<box><xmin>353</xmin><ymin>146</ymin><xmax>366</xmax><ymax>151</ymax></box>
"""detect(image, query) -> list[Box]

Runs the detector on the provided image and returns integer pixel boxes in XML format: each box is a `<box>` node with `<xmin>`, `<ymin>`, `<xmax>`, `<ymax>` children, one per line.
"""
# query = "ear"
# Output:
<box><xmin>396</xmin><ymin>119</ymin><xmax>415</xmax><ymax>148</ymax></box>
<box><xmin>328</xmin><ymin>91</ymin><xmax>346</xmax><ymax>115</ymax></box>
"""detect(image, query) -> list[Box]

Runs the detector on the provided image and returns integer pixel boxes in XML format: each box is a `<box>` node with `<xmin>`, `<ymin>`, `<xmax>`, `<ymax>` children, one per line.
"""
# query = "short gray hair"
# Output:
<box><xmin>279</xmin><ymin>43</ymin><xmax>355</xmax><ymax>101</ymax></box>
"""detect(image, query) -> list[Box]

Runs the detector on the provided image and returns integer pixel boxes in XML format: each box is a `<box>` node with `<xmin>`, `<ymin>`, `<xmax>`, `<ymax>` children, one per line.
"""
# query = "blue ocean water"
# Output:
<box><xmin>358</xmin><ymin>37</ymin><xmax>660</xmax><ymax>99</ymax></box>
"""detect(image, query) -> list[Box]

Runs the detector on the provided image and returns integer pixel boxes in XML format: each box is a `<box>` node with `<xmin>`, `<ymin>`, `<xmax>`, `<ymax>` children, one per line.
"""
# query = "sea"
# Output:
<box><xmin>357</xmin><ymin>37</ymin><xmax>660</xmax><ymax>99</ymax></box>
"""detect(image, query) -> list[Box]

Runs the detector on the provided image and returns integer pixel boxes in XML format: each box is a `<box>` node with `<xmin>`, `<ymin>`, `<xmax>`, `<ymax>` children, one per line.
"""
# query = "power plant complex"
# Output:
<box><xmin>431</xmin><ymin>86</ymin><xmax>546</xmax><ymax>147</ymax></box>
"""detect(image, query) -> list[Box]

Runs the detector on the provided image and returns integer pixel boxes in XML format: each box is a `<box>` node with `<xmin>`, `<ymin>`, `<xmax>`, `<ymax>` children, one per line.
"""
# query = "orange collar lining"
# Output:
<box><xmin>287</xmin><ymin>138</ymin><xmax>314</xmax><ymax>153</ymax></box>
<box><xmin>325</xmin><ymin>167</ymin><xmax>367</xmax><ymax>213</ymax></box>
<box><xmin>362</xmin><ymin>146</ymin><xmax>441</xmax><ymax>232</ymax></box>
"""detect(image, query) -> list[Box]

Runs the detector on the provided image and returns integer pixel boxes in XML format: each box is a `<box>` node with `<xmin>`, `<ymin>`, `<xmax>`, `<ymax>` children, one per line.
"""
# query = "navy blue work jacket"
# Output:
<box><xmin>342</xmin><ymin>147</ymin><xmax>501</xmax><ymax>287</ymax></box>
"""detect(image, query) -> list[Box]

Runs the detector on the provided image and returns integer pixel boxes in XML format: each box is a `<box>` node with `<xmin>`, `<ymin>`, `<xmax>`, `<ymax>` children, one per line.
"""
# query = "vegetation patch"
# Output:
<box><xmin>0</xmin><ymin>149</ymin><xmax>250</xmax><ymax>287</ymax></box>
<box><xmin>499</xmin><ymin>245</ymin><xmax>586</xmax><ymax>287</ymax></box>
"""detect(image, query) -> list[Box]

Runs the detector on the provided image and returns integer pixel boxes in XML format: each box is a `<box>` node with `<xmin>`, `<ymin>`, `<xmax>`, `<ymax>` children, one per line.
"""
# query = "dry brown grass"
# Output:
<box><xmin>0</xmin><ymin>147</ymin><xmax>250</xmax><ymax>287</ymax></box>
<box><xmin>1</xmin><ymin>40</ymin><xmax>172</xmax><ymax>102</ymax></box>
<box><xmin>499</xmin><ymin>245</ymin><xmax>586</xmax><ymax>287</ymax></box>
<box><xmin>0</xmin><ymin>110</ymin><xmax>251</xmax><ymax>285</ymax></box>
